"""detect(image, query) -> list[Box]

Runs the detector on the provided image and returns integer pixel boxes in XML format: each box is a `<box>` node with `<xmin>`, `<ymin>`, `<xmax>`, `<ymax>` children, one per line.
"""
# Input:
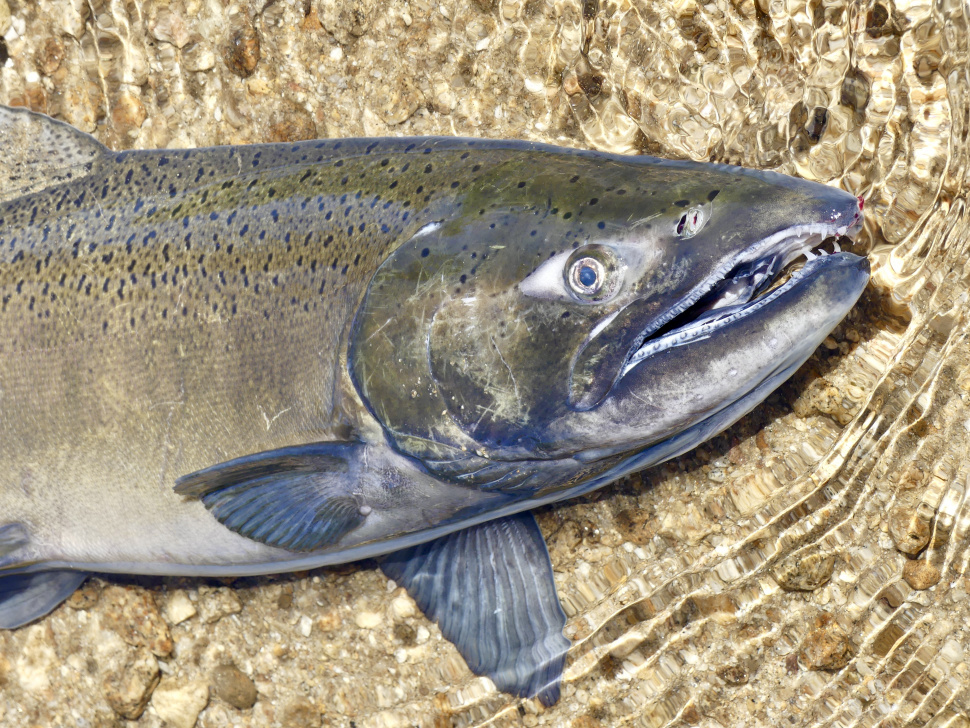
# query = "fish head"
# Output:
<box><xmin>349</xmin><ymin>147</ymin><xmax>868</xmax><ymax>479</ymax></box>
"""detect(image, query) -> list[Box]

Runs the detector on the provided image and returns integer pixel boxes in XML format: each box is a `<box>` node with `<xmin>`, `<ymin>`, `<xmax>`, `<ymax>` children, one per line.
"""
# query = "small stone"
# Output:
<box><xmin>317</xmin><ymin>609</ymin><xmax>341</xmax><ymax>632</ymax></box>
<box><xmin>318</xmin><ymin>0</ymin><xmax>374</xmax><ymax>44</ymax></box>
<box><xmin>393</xmin><ymin>622</ymin><xmax>416</xmax><ymax>646</ymax></box>
<box><xmin>16</xmin><ymin>624</ymin><xmax>57</xmax><ymax>693</ymax></box>
<box><xmin>101</xmin><ymin>646</ymin><xmax>160</xmax><ymax>720</ymax></box>
<box><xmin>184</xmin><ymin>43</ymin><xmax>217</xmax><ymax>72</ymax></box>
<box><xmin>902</xmin><ymin>559</ymin><xmax>941</xmax><ymax>590</ymax></box>
<box><xmin>800</xmin><ymin>613</ymin><xmax>854</xmax><ymax>670</ymax></box>
<box><xmin>355</xmin><ymin>610</ymin><xmax>382</xmax><ymax>629</ymax></box>
<box><xmin>298</xmin><ymin>615</ymin><xmax>313</xmax><ymax>637</ymax></box>
<box><xmin>659</xmin><ymin>501</ymin><xmax>713</xmax><ymax>544</ymax></box>
<box><xmin>198</xmin><ymin>586</ymin><xmax>242</xmax><ymax>624</ymax></box>
<box><xmin>269</xmin><ymin>105</ymin><xmax>318</xmax><ymax>143</ymax></box>
<box><xmin>111</xmin><ymin>91</ymin><xmax>148</xmax><ymax>137</ymax></box>
<box><xmin>211</xmin><ymin>665</ymin><xmax>258</xmax><ymax>710</ymax></box>
<box><xmin>101</xmin><ymin>585</ymin><xmax>173</xmax><ymax>657</ymax></box>
<box><xmin>866</xmin><ymin>3</ymin><xmax>890</xmax><ymax>36</ymax></box>
<box><xmin>65</xmin><ymin>579</ymin><xmax>102</xmax><ymax>610</ymax></box>
<box><xmin>163</xmin><ymin>590</ymin><xmax>197</xmax><ymax>626</ymax></box>
<box><xmin>0</xmin><ymin>0</ymin><xmax>10</xmax><ymax>37</ymax></box>
<box><xmin>389</xmin><ymin>592</ymin><xmax>416</xmax><ymax>620</ymax></box>
<box><xmin>614</xmin><ymin>508</ymin><xmax>656</xmax><ymax>545</ymax></box>
<box><xmin>56</xmin><ymin>0</ymin><xmax>89</xmax><ymax>39</ymax></box>
<box><xmin>281</xmin><ymin>698</ymin><xmax>322</xmax><ymax>728</ymax></box>
<box><xmin>152</xmin><ymin>678</ymin><xmax>210</xmax><ymax>728</ymax></box>
<box><xmin>776</xmin><ymin>553</ymin><xmax>837</xmax><ymax>591</ymax></box>
<box><xmin>149</xmin><ymin>8</ymin><xmax>193</xmax><ymax>48</ymax></box>
<box><xmin>888</xmin><ymin>508</ymin><xmax>930</xmax><ymax>555</ymax></box>
<box><xmin>224</xmin><ymin>21</ymin><xmax>261</xmax><ymax>78</ymax></box>
<box><xmin>375</xmin><ymin>78</ymin><xmax>421</xmax><ymax>125</ymax></box>
<box><xmin>38</xmin><ymin>37</ymin><xmax>65</xmax><ymax>75</ymax></box>
<box><xmin>840</xmin><ymin>68</ymin><xmax>870</xmax><ymax>112</ymax></box>
<box><xmin>717</xmin><ymin>664</ymin><xmax>749</xmax><ymax>685</ymax></box>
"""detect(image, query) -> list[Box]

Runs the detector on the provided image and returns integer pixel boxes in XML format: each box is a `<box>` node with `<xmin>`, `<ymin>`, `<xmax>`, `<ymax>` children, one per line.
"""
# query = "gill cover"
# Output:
<box><xmin>347</xmin><ymin>155</ymin><xmax>665</xmax><ymax>466</ymax></box>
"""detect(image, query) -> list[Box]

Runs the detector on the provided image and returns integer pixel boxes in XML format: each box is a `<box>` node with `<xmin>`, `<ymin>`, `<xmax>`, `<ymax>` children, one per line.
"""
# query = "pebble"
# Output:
<box><xmin>298</xmin><ymin>614</ymin><xmax>313</xmax><ymax>637</ymax></box>
<box><xmin>101</xmin><ymin>646</ymin><xmax>160</xmax><ymax>719</ymax></box>
<box><xmin>65</xmin><ymin>578</ymin><xmax>102</xmax><ymax>610</ymax></box>
<box><xmin>149</xmin><ymin>8</ymin><xmax>193</xmax><ymax>48</ymax></box>
<box><xmin>16</xmin><ymin>624</ymin><xmax>57</xmax><ymax>693</ymax></box>
<box><xmin>775</xmin><ymin>553</ymin><xmax>837</xmax><ymax>591</ymax></box>
<box><xmin>0</xmin><ymin>0</ymin><xmax>9</xmax><ymax>37</ymax></box>
<box><xmin>152</xmin><ymin>678</ymin><xmax>210</xmax><ymax>728</ymax></box>
<box><xmin>268</xmin><ymin>104</ymin><xmax>318</xmax><ymax>143</ymax></box>
<box><xmin>717</xmin><ymin>664</ymin><xmax>749</xmax><ymax>686</ymax></box>
<box><xmin>800</xmin><ymin>613</ymin><xmax>854</xmax><ymax>670</ymax></box>
<box><xmin>184</xmin><ymin>44</ymin><xmax>217</xmax><ymax>72</ymax></box>
<box><xmin>198</xmin><ymin>586</ymin><xmax>242</xmax><ymax>624</ymax></box>
<box><xmin>888</xmin><ymin>508</ymin><xmax>930</xmax><ymax>555</ymax></box>
<box><xmin>902</xmin><ymin>559</ymin><xmax>941</xmax><ymax>590</ymax></box>
<box><xmin>110</xmin><ymin>91</ymin><xmax>148</xmax><ymax>137</ymax></box>
<box><xmin>389</xmin><ymin>592</ymin><xmax>417</xmax><ymax>620</ymax></box>
<box><xmin>355</xmin><ymin>610</ymin><xmax>382</xmax><ymax>629</ymax></box>
<box><xmin>223</xmin><ymin>20</ymin><xmax>260</xmax><ymax>78</ymax></box>
<box><xmin>163</xmin><ymin>590</ymin><xmax>198</xmax><ymax>626</ymax></box>
<box><xmin>101</xmin><ymin>585</ymin><xmax>174</xmax><ymax>657</ymax></box>
<box><xmin>317</xmin><ymin>608</ymin><xmax>342</xmax><ymax>632</ymax></box>
<box><xmin>211</xmin><ymin>665</ymin><xmax>258</xmax><ymax>710</ymax></box>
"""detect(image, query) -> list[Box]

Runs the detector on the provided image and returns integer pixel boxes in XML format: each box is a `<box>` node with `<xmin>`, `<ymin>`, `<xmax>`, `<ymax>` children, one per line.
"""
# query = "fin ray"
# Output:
<box><xmin>175</xmin><ymin>443</ymin><xmax>366</xmax><ymax>552</ymax></box>
<box><xmin>0</xmin><ymin>570</ymin><xmax>88</xmax><ymax>629</ymax></box>
<box><xmin>380</xmin><ymin>512</ymin><xmax>569</xmax><ymax>705</ymax></box>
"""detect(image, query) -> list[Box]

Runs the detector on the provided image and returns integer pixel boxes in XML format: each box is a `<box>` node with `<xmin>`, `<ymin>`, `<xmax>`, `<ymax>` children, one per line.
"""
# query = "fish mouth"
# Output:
<box><xmin>618</xmin><ymin>218</ymin><xmax>864</xmax><ymax>380</ymax></box>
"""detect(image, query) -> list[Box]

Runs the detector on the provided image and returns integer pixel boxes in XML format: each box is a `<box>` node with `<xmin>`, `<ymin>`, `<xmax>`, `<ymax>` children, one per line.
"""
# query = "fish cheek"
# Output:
<box><xmin>428</xmin><ymin>293</ymin><xmax>583</xmax><ymax>452</ymax></box>
<box><xmin>349</xmin><ymin>235</ymin><xmax>479</xmax><ymax>460</ymax></box>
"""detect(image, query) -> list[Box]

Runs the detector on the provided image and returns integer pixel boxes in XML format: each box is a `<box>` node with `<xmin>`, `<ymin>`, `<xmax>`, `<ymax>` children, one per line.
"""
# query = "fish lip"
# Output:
<box><xmin>616</xmin><ymin>217</ymin><xmax>864</xmax><ymax>381</ymax></box>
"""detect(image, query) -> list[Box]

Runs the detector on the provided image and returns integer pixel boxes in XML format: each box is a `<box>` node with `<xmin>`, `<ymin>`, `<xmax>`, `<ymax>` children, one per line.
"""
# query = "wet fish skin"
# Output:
<box><xmin>0</xmin><ymin>105</ymin><xmax>869</xmax><ymax>705</ymax></box>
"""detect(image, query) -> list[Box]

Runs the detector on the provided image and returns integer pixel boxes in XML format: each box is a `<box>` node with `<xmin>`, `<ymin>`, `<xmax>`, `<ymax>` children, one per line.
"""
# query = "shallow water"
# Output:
<box><xmin>1</xmin><ymin>0</ymin><xmax>969</xmax><ymax>726</ymax></box>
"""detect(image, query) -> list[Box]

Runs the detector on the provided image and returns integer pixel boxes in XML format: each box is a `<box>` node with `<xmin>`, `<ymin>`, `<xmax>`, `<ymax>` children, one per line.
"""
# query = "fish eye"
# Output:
<box><xmin>569</xmin><ymin>257</ymin><xmax>604</xmax><ymax>295</ymax></box>
<box><xmin>564</xmin><ymin>245</ymin><xmax>620</xmax><ymax>301</ymax></box>
<box><xmin>676</xmin><ymin>207</ymin><xmax>705</xmax><ymax>238</ymax></box>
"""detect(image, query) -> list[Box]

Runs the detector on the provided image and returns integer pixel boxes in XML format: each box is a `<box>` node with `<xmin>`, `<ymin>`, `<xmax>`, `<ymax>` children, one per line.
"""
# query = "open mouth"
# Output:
<box><xmin>620</xmin><ymin>222</ymin><xmax>861</xmax><ymax>378</ymax></box>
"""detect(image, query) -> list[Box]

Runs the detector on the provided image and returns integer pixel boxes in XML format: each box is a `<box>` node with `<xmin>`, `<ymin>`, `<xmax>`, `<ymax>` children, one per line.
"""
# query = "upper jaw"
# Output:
<box><xmin>617</xmin><ymin>215</ymin><xmax>864</xmax><ymax>381</ymax></box>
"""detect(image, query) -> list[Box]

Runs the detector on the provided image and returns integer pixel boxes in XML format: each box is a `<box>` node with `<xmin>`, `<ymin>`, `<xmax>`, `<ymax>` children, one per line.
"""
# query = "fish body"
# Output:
<box><xmin>0</xmin><ymin>106</ymin><xmax>868</xmax><ymax>703</ymax></box>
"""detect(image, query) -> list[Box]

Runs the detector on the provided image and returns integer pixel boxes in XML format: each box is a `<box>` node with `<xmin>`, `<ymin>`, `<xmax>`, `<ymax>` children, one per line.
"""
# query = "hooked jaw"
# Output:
<box><xmin>618</xmin><ymin>191</ymin><xmax>865</xmax><ymax>380</ymax></box>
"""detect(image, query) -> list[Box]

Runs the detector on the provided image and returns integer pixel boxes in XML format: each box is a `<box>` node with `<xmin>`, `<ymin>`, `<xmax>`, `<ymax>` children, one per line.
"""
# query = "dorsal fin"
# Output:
<box><xmin>0</xmin><ymin>105</ymin><xmax>109</xmax><ymax>204</ymax></box>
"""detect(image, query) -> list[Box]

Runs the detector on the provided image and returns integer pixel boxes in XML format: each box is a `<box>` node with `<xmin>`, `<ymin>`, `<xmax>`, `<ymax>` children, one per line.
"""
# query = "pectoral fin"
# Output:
<box><xmin>0</xmin><ymin>570</ymin><xmax>89</xmax><ymax>629</ymax></box>
<box><xmin>174</xmin><ymin>443</ymin><xmax>367</xmax><ymax>552</ymax></box>
<box><xmin>379</xmin><ymin>512</ymin><xmax>569</xmax><ymax>706</ymax></box>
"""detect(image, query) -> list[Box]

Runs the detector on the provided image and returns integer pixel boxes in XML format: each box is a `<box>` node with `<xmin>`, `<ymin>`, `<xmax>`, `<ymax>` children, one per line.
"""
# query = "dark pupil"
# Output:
<box><xmin>579</xmin><ymin>265</ymin><xmax>598</xmax><ymax>287</ymax></box>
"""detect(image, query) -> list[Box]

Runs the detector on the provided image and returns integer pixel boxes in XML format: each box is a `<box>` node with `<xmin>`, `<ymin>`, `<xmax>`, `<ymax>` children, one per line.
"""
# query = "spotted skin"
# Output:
<box><xmin>0</xmin><ymin>106</ymin><xmax>870</xmax><ymax>705</ymax></box>
<box><xmin>0</xmin><ymin>105</ymin><xmax>867</xmax><ymax>577</ymax></box>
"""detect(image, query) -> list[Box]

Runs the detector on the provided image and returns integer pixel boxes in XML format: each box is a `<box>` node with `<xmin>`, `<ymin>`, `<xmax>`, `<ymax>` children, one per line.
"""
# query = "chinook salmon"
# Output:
<box><xmin>0</xmin><ymin>105</ymin><xmax>868</xmax><ymax>704</ymax></box>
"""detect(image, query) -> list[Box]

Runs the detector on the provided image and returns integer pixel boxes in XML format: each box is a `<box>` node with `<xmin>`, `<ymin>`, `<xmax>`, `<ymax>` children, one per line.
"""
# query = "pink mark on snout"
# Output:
<box><xmin>857</xmin><ymin>196</ymin><xmax>865</xmax><ymax>210</ymax></box>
